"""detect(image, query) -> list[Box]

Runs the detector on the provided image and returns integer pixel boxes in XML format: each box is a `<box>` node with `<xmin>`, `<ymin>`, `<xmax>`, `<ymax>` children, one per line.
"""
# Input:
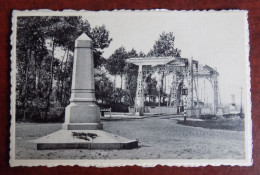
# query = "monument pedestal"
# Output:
<box><xmin>62</xmin><ymin>101</ymin><xmax>103</xmax><ymax>130</ymax></box>
<box><xmin>32</xmin><ymin>33</ymin><xmax>138</xmax><ymax>150</ymax></box>
<box><xmin>32</xmin><ymin>130</ymin><xmax>138</xmax><ymax>150</ymax></box>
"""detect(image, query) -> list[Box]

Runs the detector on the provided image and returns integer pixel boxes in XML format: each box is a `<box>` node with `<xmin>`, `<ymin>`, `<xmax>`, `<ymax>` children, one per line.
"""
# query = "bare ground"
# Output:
<box><xmin>15</xmin><ymin>116</ymin><xmax>245</xmax><ymax>159</ymax></box>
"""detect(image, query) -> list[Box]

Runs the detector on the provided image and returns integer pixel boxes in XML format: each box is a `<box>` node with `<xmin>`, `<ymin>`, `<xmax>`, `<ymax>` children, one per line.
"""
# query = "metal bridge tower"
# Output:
<box><xmin>212</xmin><ymin>70</ymin><xmax>219</xmax><ymax>114</ymax></box>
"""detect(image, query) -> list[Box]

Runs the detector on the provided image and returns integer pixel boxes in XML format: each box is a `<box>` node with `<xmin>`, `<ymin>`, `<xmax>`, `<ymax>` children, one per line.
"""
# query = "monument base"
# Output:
<box><xmin>31</xmin><ymin>129</ymin><xmax>138</xmax><ymax>150</ymax></box>
<box><xmin>64</xmin><ymin>101</ymin><xmax>101</xmax><ymax>124</ymax></box>
<box><xmin>62</xmin><ymin>123</ymin><xmax>103</xmax><ymax>130</ymax></box>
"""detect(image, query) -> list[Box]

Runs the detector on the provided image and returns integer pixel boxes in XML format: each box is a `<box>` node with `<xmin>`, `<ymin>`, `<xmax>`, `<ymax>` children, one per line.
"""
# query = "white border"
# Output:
<box><xmin>9</xmin><ymin>9</ymin><xmax>252</xmax><ymax>167</ymax></box>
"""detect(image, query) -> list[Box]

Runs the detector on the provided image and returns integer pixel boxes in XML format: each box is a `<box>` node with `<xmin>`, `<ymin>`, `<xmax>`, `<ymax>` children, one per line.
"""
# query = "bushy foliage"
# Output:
<box><xmin>16</xmin><ymin>16</ymin><xmax>112</xmax><ymax>122</ymax></box>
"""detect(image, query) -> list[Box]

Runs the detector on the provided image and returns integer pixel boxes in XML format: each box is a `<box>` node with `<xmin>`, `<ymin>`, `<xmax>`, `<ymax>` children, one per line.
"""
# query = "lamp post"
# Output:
<box><xmin>240</xmin><ymin>86</ymin><xmax>243</xmax><ymax>117</ymax></box>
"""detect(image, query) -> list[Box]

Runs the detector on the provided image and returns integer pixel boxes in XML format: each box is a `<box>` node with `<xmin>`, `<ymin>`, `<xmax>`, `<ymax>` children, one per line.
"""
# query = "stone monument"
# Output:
<box><xmin>32</xmin><ymin>33</ymin><xmax>138</xmax><ymax>150</ymax></box>
<box><xmin>62</xmin><ymin>33</ymin><xmax>102</xmax><ymax>130</ymax></box>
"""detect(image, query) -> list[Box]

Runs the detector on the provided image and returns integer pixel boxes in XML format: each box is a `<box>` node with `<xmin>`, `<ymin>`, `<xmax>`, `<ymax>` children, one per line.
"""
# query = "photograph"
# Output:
<box><xmin>10</xmin><ymin>10</ymin><xmax>252</xmax><ymax>167</ymax></box>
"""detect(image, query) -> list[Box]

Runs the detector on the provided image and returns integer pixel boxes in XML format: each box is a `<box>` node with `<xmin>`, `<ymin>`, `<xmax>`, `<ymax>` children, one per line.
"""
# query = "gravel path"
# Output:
<box><xmin>15</xmin><ymin>117</ymin><xmax>245</xmax><ymax>159</ymax></box>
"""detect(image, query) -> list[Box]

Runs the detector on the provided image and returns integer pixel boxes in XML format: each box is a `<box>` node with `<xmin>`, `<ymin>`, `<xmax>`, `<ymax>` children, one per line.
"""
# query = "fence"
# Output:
<box><xmin>128</xmin><ymin>106</ymin><xmax>177</xmax><ymax>115</ymax></box>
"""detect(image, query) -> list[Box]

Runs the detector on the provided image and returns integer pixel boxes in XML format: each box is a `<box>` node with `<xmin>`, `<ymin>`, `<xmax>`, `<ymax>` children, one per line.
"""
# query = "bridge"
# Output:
<box><xmin>126</xmin><ymin>56</ymin><xmax>219</xmax><ymax>116</ymax></box>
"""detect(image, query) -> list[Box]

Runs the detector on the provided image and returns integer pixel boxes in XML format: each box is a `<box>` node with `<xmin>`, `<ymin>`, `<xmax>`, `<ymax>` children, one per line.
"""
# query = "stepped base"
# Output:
<box><xmin>30</xmin><ymin>129</ymin><xmax>138</xmax><ymax>150</ymax></box>
<box><xmin>62</xmin><ymin>123</ymin><xmax>103</xmax><ymax>130</ymax></box>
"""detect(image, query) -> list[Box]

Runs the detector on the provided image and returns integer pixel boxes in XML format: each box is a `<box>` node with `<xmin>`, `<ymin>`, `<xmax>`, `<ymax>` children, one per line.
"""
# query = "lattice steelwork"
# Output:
<box><xmin>194</xmin><ymin>64</ymin><xmax>219</xmax><ymax>114</ymax></box>
<box><xmin>127</xmin><ymin>56</ymin><xmax>219</xmax><ymax>116</ymax></box>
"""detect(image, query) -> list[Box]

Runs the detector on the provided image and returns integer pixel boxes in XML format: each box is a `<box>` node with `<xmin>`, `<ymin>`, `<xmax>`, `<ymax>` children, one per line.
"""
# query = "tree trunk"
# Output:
<box><xmin>58</xmin><ymin>49</ymin><xmax>66</xmax><ymax>102</ymax></box>
<box><xmin>23</xmin><ymin>49</ymin><xmax>32</xmax><ymax>121</ymax></box>
<box><xmin>120</xmin><ymin>73</ymin><xmax>123</xmax><ymax>103</ymax></box>
<box><xmin>120</xmin><ymin>73</ymin><xmax>123</xmax><ymax>90</ymax></box>
<box><xmin>38</xmin><ymin>62</ymin><xmax>42</xmax><ymax>98</ymax></box>
<box><xmin>158</xmin><ymin>84</ymin><xmax>161</xmax><ymax>107</ymax></box>
<box><xmin>33</xmin><ymin>51</ymin><xmax>37</xmax><ymax>90</ymax></box>
<box><xmin>114</xmin><ymin>75</ymin><xmax>116</xmax><ymax>90</ymax></box>
<box><xmin>45</xmin><ymin>39</ymin><xmax>55</xmax><ymax>119</ymax></box>
<box><xmin>61</xmin><ymin>49</ymin><xmax>69</xmax><ymax>106</ymax></box>
<box><xmin>37</xmin><ymin>42</ymin><xmax>45</xmax><ymax>98</ymax></box>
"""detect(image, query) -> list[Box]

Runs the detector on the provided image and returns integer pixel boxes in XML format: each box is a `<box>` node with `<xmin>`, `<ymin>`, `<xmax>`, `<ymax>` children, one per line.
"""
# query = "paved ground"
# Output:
<box><xmin>15</xmin><ymin>116</ymin><xmax>245</xmax><ymax>159</ymax></box>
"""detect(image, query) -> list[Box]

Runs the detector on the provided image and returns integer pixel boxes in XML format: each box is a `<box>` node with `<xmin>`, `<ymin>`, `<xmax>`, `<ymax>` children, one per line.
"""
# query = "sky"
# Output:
<box><xmin>80</xmin><ymin>10</ymin><xmax>249</xmax><ymax>106</ymax></box>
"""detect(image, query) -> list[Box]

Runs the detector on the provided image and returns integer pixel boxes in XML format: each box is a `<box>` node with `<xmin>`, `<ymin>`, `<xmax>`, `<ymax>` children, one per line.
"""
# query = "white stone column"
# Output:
<box><xmin>135</xmin><ymin>65</ymin><xmax>144</xmax><ymax>115</ymax></box>
<box><xmin>62</xmin><ymin>33</ymin><xmax>102</xmax><ymax>130</ymax></box>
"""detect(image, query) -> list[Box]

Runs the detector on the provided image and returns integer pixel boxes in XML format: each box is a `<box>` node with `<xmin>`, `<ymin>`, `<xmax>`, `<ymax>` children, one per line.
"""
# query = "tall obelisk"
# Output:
<box><xmin>33</xmin><ymin>33</ymin><xmax>138</xmax><ymax>150</ymax></box>
<box><xmin>62</xmin><ymin>33</ymin><xmax>102</xmax><ymax>130</ymax></box>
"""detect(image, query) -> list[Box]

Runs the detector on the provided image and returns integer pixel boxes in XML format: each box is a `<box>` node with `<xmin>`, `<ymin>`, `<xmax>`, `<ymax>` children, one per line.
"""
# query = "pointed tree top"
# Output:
<box><xmin>76</xmin><ymin>33</ymin><xmax>92</xmax><ymax>41</ymax></box>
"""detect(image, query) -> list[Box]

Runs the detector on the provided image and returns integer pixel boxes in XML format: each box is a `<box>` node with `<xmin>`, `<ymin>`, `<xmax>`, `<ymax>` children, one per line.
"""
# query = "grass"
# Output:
<box><xmin>177</xmin><ymin>118</ymin><xmax>244</xmax><ymax>131</ymax></box>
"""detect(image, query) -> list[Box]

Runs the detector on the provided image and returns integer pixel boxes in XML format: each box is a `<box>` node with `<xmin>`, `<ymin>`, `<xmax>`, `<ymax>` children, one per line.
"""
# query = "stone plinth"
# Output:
<box><xmin>62</xmin><ymin>102</ymin><xmax>103</xmax><ymax>130</ymax></box>
<box><xmin>32</xmin><ymin>130</ymin><xmax>138</xmax><ymax>150</ymax></box>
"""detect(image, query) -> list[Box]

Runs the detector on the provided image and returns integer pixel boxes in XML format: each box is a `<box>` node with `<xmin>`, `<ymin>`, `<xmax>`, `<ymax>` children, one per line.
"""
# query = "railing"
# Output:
<box><xmin>128</xmin><ymin>106</ymin><xmax>177</xmax><ymax>115</ymax></box>
<box><xmin>149</xmin><ymin>106</ymin><xmax>177</xmax><ymax>114</ymax></box>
